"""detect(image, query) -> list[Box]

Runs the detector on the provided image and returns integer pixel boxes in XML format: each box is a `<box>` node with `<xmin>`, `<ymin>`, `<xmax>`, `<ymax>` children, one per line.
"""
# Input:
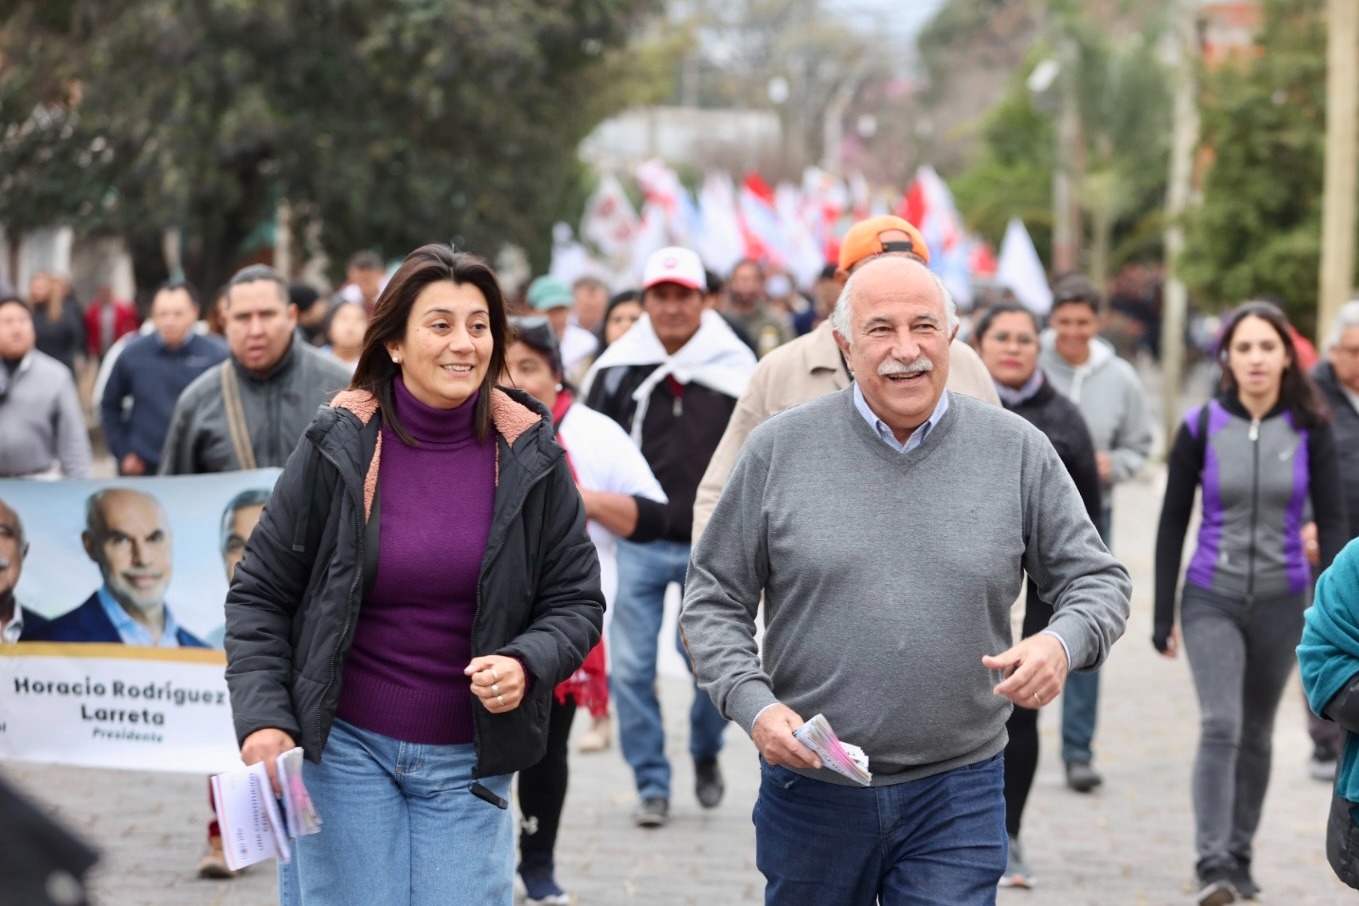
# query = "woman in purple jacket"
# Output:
<box><xmin>1155</xmin><ymin>300</ymin><xmax>1348</xmax><ymax>904</ymax></box>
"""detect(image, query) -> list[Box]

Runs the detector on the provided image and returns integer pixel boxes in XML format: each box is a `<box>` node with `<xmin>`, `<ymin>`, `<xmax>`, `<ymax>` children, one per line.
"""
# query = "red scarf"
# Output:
<box><xmin>549</xmin><ymin>389</ymin><xmax>609</xmax><ymax>716</ymax></box>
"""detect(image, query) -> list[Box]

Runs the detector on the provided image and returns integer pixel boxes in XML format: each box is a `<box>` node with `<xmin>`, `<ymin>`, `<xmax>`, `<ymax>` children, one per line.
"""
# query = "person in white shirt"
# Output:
<box><xmin>502</xmin><ymin>316</ymin><xmax>667</xmax><ymax>904</ymax></box>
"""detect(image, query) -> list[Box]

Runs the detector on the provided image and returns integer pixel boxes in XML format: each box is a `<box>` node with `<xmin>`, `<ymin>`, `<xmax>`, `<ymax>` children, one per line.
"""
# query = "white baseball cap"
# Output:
<box><xmin>642</xmin><ymin>247</ymin><xmax>705</xmax><ymax>291</ymax></box>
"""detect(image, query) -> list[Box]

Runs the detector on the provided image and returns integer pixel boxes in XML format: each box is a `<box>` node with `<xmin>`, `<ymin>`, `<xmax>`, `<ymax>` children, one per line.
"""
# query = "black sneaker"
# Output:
<box><xmin>1064</xmin><ymin>760</ymin><xmax>1103</xmax><ymax>793</ymax></box>
<box><xmin>1195</xmin><ymin>865</ymin><xmax>1238</xmax><ymax>906</ymax></box>
<box><xmin>518</xmin><ymin>862</ymin><xmax>570</xmax><ymax>906</ymax></box>
<box><xmin>632</xmin><ymin>796</ymin><xmax>669</xmax><ymax>828</ymax></box>
<box><xmin>695</xmin><ymin>757</ymin><xmax>724</xmax><ymax>808</ymax></box>
<box><xmin>1225</xmin><ymin>857</ymin><xmax>1260</xmax><ymax>900</ymax></box>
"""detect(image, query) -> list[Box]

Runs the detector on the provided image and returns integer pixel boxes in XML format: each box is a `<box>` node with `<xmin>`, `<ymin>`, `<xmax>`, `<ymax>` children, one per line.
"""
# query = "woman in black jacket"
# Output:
<box><xmin>224</xmin><ymin>245</ymin><xmax>604</xmax><ymax>906</ymax></box>
<box><xmin>974</xmin><ymin>301</ymin><xmax>1103</xmax><ymax>890</ymax></box>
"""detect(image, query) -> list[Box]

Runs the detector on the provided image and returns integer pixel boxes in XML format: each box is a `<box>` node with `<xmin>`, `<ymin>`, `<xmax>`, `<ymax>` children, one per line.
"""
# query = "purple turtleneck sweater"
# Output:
<box><xmin>336</xmin><ymin>377</ymin><xmax>496</xmax><ymax>744</ymax></box>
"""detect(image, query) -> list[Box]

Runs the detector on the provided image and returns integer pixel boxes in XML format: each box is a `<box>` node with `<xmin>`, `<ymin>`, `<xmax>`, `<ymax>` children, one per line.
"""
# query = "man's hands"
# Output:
<box><xmin>752</xmin><ymin>704</ymin><xmax>822</xmax><ymax>769</ymax></box>
<box><xmin>982</xmin><ymin>633</ymin><xmax>1069</xmax><ymax>710</ymax></box>
<box><xmin>240</xmin><ymin>728</ymin><xmax>297</xmax><ymax>796</ymax></box>
<box><xmin>1095</xmin><ymin>451</ymin><xmax>1114</xmax><ymax>483</ymax></box>
<box><xmin>120</xmin><ymin>452</ymin><xmax>146</xmax><ymax>476</ymax></box>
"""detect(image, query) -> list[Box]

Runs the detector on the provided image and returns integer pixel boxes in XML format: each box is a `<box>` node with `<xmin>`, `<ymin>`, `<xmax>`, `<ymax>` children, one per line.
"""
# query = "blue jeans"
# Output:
<box><xmin>1061</xmin><ymin>505</ymin><xmax>1111</xmax><ymax>765</ymax></box>
<box><xmin>278</xmin><ymin>718</ymin><xmax>515</xmax><ymax>906</ymax></box>
<box><xmin>754</xmin><ymin>754</ymin><xmax>1007</xmax><ymax>905</ymax></box>
<box><xmin>610</xmin><ymin>538</ymin><xmax>727</xmax><ymax>800</ymax></box>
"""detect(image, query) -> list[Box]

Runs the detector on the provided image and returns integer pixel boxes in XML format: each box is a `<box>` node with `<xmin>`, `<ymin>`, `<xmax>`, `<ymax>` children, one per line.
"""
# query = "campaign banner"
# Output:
<box><xmin>0</xmin><ymin>470</ymin><xmax>281</xmax><ymax>773</ymax></box>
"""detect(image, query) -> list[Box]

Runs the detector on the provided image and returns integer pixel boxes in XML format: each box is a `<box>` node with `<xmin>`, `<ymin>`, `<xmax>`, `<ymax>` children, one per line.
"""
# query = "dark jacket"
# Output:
<box><xmin>158</xmin><ymin>340</ymin><xmax>352</xmax><ymax>474</ymax></box>
<box><xmin>584</xmin><ymin>366</ymin><xmax>738</xmax><ymax>544</ymax></box>
<box><xmin>27</xmin><ymin>593</ymin><xmax>207</xmax><ymax>647</ymax></box>
<box><xmin>1001</xmin><ymin>375</ymin><xmax>1102</xmax><ymax>528</ymax></box>
<box><xmin>224</xmin><ymin>385</ymin><xmax>604</xmax><ymax>780</ymax></box>
<box><xmin>32</xmin><ymin>297</ymin><xmax>85</xmax><ymax>375</ymax></box>
<box><xmin>1313</xmin><ymin>362</ymin><xmax>1359</xmax><ymax>541</ymax></box>
<box><xmin>101</xmin><ymin>332</ymin><xmax>228</xmax><ymax>468</ymax></box>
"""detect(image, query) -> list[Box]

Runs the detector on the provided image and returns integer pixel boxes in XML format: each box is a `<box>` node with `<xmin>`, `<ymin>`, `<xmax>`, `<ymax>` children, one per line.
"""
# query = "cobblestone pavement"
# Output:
<box><xmin>4</xmin><ymin>470</ymin><xmax>1353</xmax><ymax>904</ymax></box>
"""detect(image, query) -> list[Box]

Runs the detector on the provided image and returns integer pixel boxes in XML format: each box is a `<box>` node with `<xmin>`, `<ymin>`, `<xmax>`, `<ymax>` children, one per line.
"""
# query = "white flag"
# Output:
<box><xmin>996</xmin><ymin>218</ymin><xmax>1053</xmax><ymax>315</ymax></box>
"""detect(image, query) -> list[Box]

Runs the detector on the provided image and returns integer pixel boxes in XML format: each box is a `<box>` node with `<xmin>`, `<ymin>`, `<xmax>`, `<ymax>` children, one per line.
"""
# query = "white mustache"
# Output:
<box><xmin>878</xmin><ymin>357</ymin><xmax>933</xmax><ymax>376</ymax></box>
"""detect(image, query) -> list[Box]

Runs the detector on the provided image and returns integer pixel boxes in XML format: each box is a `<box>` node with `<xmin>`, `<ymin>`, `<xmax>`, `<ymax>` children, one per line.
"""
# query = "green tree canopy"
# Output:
<box><xmin>0</xmin><ymin>0</ymin><xmax>664</xmax><ymax>294</ymax></box>
<box><xmin>1179</xmin><ymin>0</ymin><xmax>1327</xmax><ymax>330</ymax></box>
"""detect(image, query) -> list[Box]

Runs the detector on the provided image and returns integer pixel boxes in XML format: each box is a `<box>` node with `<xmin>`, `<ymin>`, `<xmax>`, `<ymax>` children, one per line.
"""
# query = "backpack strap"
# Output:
<box><xmin>219</xmin><ymin>362</ymin><xmax>257</xmax><ymax>471</ymax></box>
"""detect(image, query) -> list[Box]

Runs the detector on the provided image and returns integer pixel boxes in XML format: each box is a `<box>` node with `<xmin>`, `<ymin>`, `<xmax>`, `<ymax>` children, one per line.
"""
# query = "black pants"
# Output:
<box><xmin>1003</xmin><ymin>580</ymin><xmax>1052</xmax><ymax>838</ymax></box>
<box><xmin>518</xmin><ymin>696</ymin><xmax>577</xmax><ymax>868</ymax></box>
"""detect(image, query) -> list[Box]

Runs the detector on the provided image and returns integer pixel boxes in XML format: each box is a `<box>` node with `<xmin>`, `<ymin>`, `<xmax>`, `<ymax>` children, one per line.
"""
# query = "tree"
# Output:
<box><xmin>1179</xmin><ymin>0</ymin><xmax>1327</xmax><ymax>329</ymax></box>
<box><xmin>0</xmin><ymin>0</ymin><xmax>664</xmax><ymax>294</ymax></box>
<box><xmin>939</xmin><ymin>5</ymin><xmax>1171</xmax><ymax>276</ymax></box>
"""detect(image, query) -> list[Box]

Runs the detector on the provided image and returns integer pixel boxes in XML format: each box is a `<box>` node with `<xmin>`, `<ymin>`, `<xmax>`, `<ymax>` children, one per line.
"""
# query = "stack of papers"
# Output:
<box><xmin>210</xmin><ymin>747</ymin><xmax>322</xmax><ymax>871</ymax></box>
<box><xmin>793</xmin><ymin>714</ymin><xmax>873</xmax><ymax>786</ymax></box>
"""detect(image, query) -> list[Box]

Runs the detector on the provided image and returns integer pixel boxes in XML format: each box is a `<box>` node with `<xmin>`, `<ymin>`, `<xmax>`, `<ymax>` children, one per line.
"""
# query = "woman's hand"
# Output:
<box><xmin>1160</xmin><ymin>626</ymin><xmax>1179</xmax><ymax>660</ymax></box>
<box><xmin>241</xmin><ymin>728</ymin><xmax>297</xmax><ymax>796</ymax></box>
<box><xmin>465</xmin><ymin>655</ymin><xmax>527</xmax><ymax>714</ymax></box>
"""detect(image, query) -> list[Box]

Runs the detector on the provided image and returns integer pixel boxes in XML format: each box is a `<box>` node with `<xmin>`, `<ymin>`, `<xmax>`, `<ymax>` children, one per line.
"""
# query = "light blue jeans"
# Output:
<box><xmin>278</xmin><ymin>718</ymin><xmax>514</xmax><ymax>906</ymax></box>
<box><xmin>610</xmin><ymin>538</ymin><xmax>727</xmax><ymax>801</ymax></box>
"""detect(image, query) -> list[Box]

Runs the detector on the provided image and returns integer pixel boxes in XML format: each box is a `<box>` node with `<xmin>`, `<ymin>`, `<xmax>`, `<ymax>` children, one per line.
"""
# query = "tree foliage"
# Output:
<box><xmin>947</xmin><ymin>22</ymin><xmax>1170</xmax><ymax>272</ymax></box>
<box><xmin>1179</xmin><ymin>0</ymin><xmax>1327</xmax><ymax>328</ymax></box>
<box><xmin>0</xmin><ymin>0</ymin><xmax>664</xmax><ymax>293</ymax></box>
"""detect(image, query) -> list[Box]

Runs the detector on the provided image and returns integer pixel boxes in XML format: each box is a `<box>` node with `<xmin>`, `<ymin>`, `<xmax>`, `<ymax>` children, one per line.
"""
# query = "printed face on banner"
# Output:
<box><xmin>222</xmin><ymin>500</ymin><xmax>266</xmax><ymax>583</ymax></box>
<box><xmin>0</xmin><ymin>498</ymin><xmax>27</xmax><ymax>605</ymax></box>
<box><xmin>82</xmin><ymin>489</ymin><xmax>173</xmax><ymax>617</ymax></box>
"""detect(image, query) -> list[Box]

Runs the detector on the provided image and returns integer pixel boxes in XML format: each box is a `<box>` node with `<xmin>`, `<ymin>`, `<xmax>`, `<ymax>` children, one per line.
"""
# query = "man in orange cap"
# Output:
<box><xmin>692</xmin><ymin>215</ymin><xmax>999</xmax><ymax>540</ymax></box>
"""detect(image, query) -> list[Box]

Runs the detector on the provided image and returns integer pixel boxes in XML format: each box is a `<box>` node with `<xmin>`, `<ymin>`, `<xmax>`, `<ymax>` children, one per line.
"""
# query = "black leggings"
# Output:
<box><xmin>1004</xmin><ymin>580</ymin><xmax>1053</xmax><ymax>839</ymax></box>
<box><xmin>518</xmin><ymin>696</ymin><xmax>577</xmax><ymax>867</ymax></box>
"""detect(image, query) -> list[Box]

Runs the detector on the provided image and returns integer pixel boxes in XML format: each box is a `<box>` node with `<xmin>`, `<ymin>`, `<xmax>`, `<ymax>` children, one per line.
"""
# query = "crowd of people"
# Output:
<box><xmin>2</xmin><ymin>217</ymin><xmax>1359</xmax><ymax>905</ymax></box>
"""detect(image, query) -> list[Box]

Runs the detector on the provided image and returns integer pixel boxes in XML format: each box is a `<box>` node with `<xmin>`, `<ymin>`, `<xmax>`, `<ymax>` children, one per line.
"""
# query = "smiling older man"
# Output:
<box><xmin>680</xmin><ymin>254</ymin><xmax>1130</xmax><ymax>904</ymax></box>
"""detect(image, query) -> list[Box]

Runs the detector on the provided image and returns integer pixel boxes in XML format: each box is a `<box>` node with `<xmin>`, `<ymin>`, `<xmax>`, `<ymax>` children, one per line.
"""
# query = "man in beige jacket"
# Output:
<box><xmin>692</xmin><ymin>216</ymin><xmax>1000</xmax><ymax>540</ymax></box>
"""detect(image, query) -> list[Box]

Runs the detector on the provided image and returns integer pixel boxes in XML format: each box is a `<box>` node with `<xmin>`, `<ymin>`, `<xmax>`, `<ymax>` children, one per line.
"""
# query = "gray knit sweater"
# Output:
<box><xmin>680</xmin><ymin>389</ymin><xmax>1131</xmax><ymax>786</ymax></box>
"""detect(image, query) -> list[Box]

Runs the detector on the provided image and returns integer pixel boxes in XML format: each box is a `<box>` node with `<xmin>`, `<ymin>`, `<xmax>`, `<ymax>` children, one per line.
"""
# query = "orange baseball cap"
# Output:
<box><xmin>836</xmin><ymin>216</ymin><xmax>930</xmax><ymax>274</ymax></box>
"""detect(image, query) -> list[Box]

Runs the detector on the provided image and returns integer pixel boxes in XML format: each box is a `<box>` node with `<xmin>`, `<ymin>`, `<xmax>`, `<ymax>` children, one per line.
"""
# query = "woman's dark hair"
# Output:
<box><xmin>972</xmin><ymin>301</ymin><xmax>1042</xmax><ymax>345</ymax></box>
<box><xmin>508</xmin><ymin>316</ymin><xmax>563</xmax><ymax>379</ymax></box>
<box><xmin>1216</xmin><ymin>299</ymin><xmax>1327</xmax><ymax>427</ymax></box>
<box><xmin>350</xmin><ymin>244</ymin><xmax>509</xmax><ymax>444</ymax></box>
<box><xmin>596</xmin><ymin>289</ymin><xmax>643</xmax><ymax>350</ymax></box>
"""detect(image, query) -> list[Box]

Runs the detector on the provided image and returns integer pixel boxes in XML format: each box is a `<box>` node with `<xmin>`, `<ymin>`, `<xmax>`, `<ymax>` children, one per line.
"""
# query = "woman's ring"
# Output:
<box><xmin>491</xmin><ymin>683</ymin><xmax>500</xmax><ymax>696</ymax></box>
<box><xmin>491</xmin><ymin>667</ymin><xmax>500</xmax><ymax>682</ymax></box>
<box><xmin>497</xmin><ymin>694</ymin><xmax>505</xmax><ymax>707</ymax></box>
<box><xmin>1033</xmin><ymin>692</ymin><xmax>1042</xmax><ymax>705</ymax></box>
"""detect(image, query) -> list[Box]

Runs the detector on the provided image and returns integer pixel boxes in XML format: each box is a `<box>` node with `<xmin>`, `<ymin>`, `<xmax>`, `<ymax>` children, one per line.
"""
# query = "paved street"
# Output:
<box><xmin>4</xmin><ymin>461</ymin><xmax>1354</xmax><ymax>904</ymax></box>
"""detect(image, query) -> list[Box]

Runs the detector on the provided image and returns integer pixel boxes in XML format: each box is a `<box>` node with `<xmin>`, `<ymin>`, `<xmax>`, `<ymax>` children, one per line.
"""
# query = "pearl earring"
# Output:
<box><xmin>555</xmin><ymin>383</ymin><xmax>564</xmax><ymax>392</ymax></box>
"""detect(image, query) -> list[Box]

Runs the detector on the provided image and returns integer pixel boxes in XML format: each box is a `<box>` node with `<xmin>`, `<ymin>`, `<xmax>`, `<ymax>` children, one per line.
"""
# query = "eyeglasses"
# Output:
<box><xmin>986</xmin><ymin>331</ymin><xmax>1037</xmax><ymax>347</ymax></box>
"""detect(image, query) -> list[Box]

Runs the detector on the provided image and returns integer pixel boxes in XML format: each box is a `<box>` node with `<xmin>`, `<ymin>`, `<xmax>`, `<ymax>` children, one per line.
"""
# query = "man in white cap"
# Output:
<box><xmin>581</xmin><ymin>246</ymin><xmax>757</xmax><ymax>828</ymax></box>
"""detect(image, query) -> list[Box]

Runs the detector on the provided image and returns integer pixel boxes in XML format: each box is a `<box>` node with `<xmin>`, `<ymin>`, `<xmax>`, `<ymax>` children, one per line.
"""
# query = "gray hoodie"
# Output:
<box><xmin>1039</xmin><ymin>334</ymin><xmax>1152</xmax><ymax>496</ymax></box>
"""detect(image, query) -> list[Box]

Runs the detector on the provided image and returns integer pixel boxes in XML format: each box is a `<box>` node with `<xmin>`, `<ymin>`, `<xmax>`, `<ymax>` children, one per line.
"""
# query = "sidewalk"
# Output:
<box><xmin>3</xmin><ymin>472</ymin><xmax>1352</xmax><ymax>904</ymax></box>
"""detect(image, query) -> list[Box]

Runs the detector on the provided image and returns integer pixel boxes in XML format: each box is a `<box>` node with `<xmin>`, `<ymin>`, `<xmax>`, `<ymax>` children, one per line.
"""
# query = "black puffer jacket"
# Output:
<box><xmin>224</xmin><ymin>385</ymin><xmax>604</xmax><ymax>780</ymax></box>
<box><xmin>1313</xmin><ymin>362</ymin><xmax>1359</xmax><ymax>540</ymax></box>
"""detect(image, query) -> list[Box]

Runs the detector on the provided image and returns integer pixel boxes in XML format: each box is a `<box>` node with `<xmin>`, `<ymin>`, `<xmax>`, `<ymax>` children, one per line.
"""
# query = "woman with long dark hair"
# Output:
<box><xmin>1155</xmin><ymin>300</ymin><xmax>1348</xmax><ymax>904</ymax></box>
<box><xmin>973</xmin><ymin>301</ymin><xmax>1102</xmax><ymax>890</ymax></box>
<box><xmin>224</xmin><ymin>244</ymin><xmax>604</xmax><ymax>906</ymax></box>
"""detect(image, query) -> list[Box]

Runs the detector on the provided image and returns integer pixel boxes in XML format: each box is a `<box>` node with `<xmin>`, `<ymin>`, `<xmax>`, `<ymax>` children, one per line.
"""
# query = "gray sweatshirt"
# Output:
<box><xmin>680</xmin><ymin>389</ymin><xmax>1131</xmax><ymax>786</ymax></box>
<box><xmin>0</xmin><ymin>349</ymin><xmax>93</xmax><ymax>478</ymax></box>
<box><xmin>1038</xmin><ymin>334</ymin><xmax>1153</xmax><ymax>496</ymax></box>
